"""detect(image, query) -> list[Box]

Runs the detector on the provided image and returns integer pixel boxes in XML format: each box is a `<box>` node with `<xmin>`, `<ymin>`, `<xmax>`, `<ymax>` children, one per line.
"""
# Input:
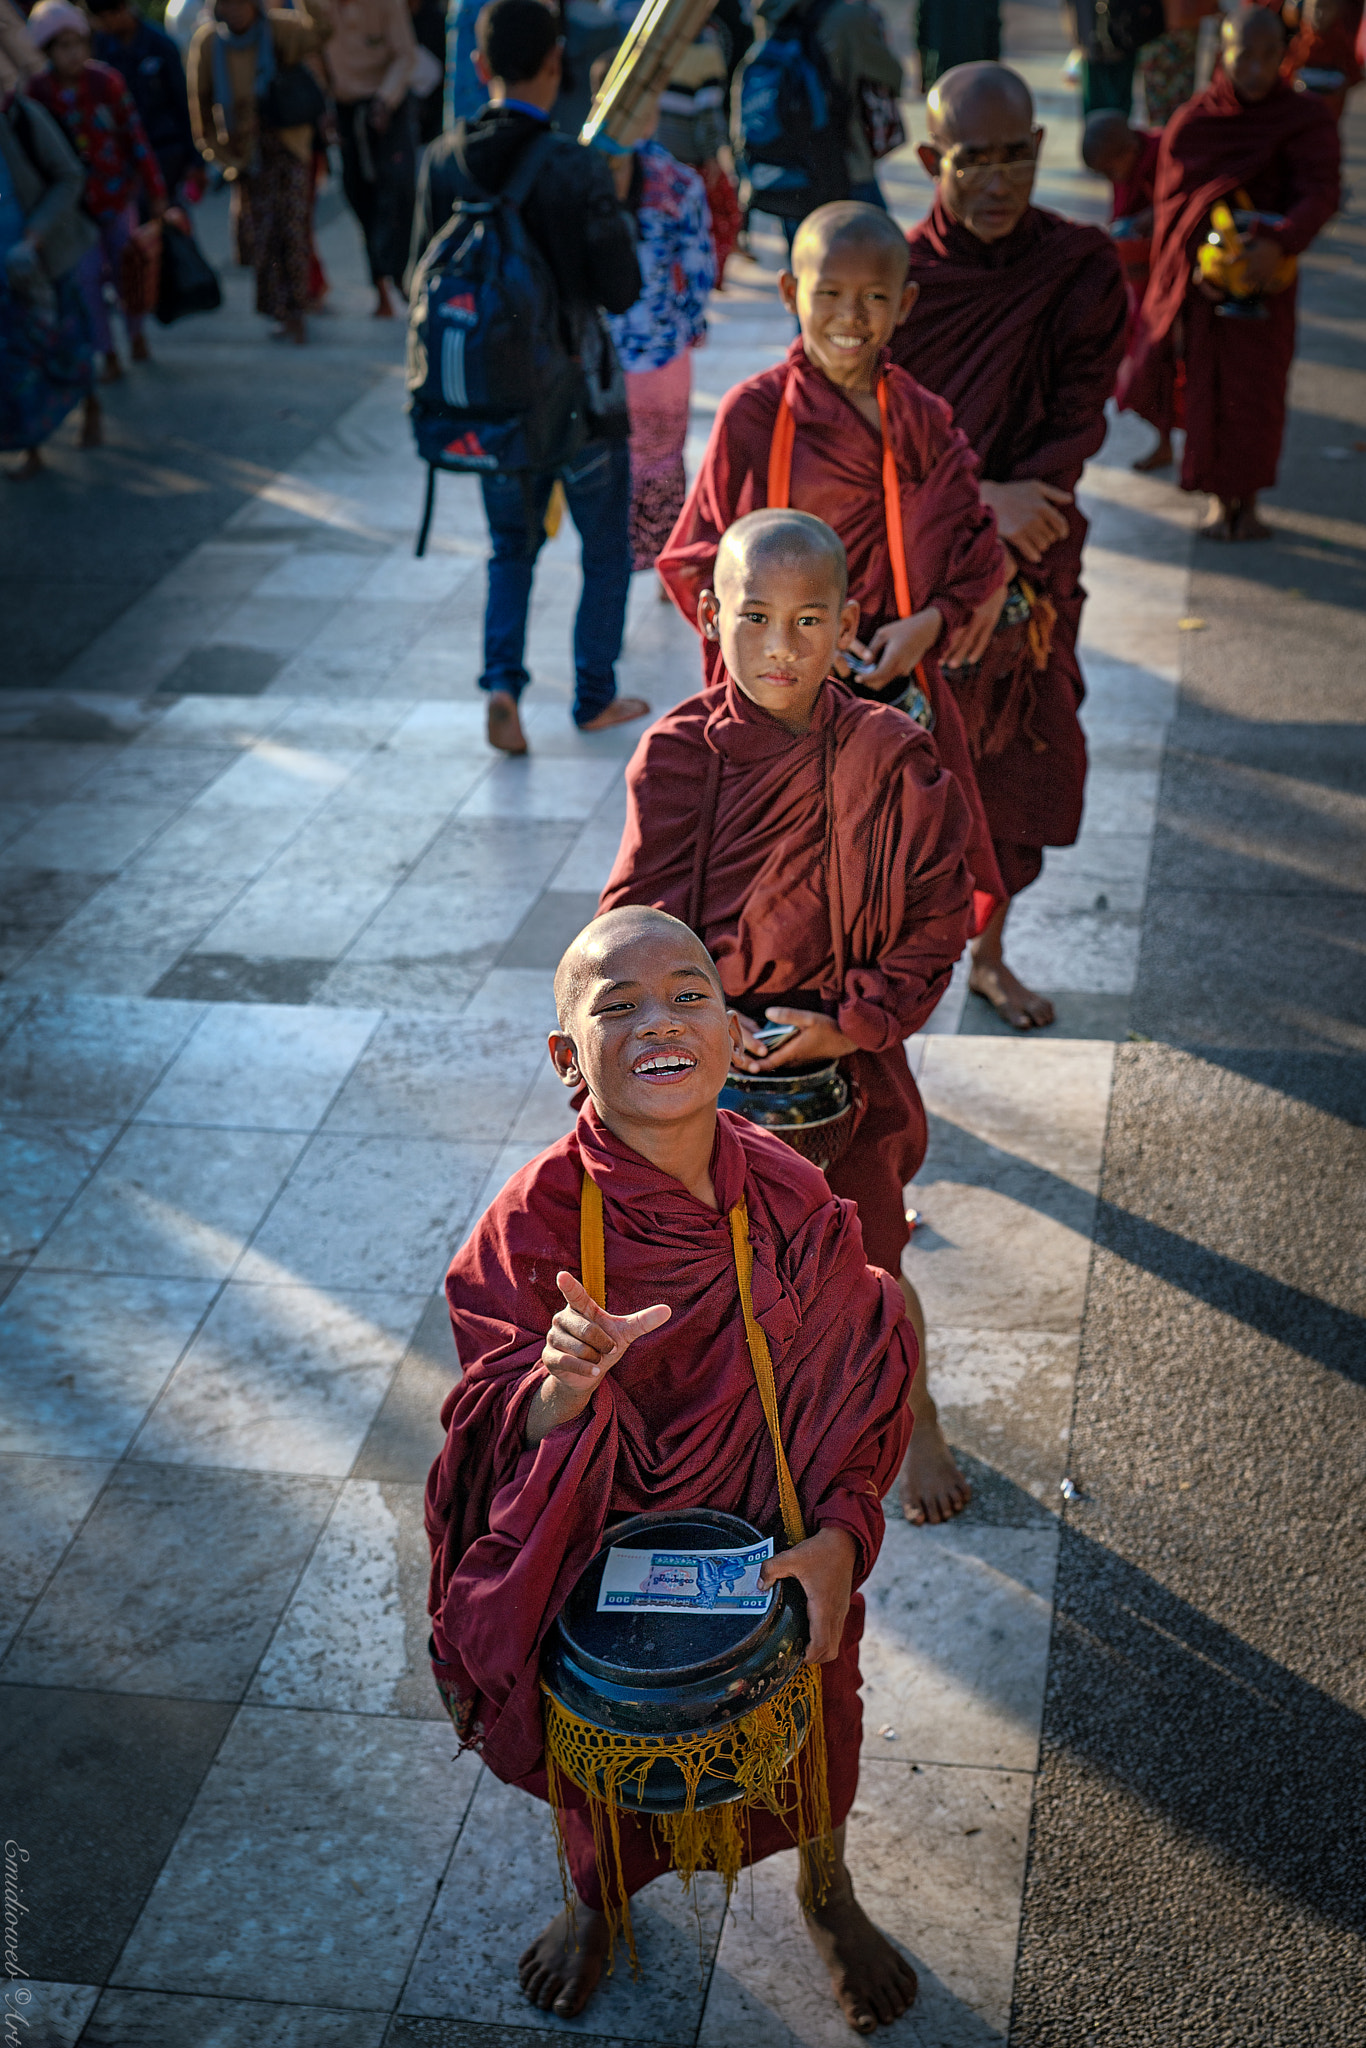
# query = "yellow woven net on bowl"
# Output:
<box><xmin>541</xmin><ymin>1176</ymin><xmax>834</xmax><ymax>1969</ymax></box>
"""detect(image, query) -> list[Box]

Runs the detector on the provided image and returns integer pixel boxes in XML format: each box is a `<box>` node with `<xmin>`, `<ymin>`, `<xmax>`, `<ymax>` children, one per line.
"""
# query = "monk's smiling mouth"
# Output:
<box><xmin>632</xmin><ymin>1051</ymin><xmax>698</xmax><ymax>1080</ymax></box>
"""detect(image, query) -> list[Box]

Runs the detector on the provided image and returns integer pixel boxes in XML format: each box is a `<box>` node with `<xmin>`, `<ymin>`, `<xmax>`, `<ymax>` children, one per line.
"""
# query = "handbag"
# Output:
<box><xmin>155</xmin><ymin>208</ymin><xmax>223</xmax><ymax>324</ymax></box>
<box><xmin>859</xmin><ymin>80</ymin><xmax>905</xmax><ymax>161</ymax></box>
<box><xmin>259</xmin><ymin>62</ymin><xmax>327</xmax><ymax>132</ymax></box>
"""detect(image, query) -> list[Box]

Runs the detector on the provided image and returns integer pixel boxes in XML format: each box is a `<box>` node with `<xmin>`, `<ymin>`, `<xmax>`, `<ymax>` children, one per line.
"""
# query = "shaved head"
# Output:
<box><xmin>926</xmin><ymin>61</ymin><xmax>1033</xmax><ymax>148</ymax></box>
<box><xmin>714</xmin><ymin>508</ymin><xmax>848</xmax><ymax>604</ymax></box>
<box><xmin>791</xmin><ymin>201</ymin><xmax>909</xmax><ymax>286</ymax></box>
<box><xmin>1224</xmin><ymin>3</ymin><xmax>1285</xmax><ymax>50</ymax></box>
<box><xmin>554</xmin><ymin>907</ymin><xmax>721</xmax><ymax>1031</ymax></box>
<box><xmin>1222</xmin><ymin>4</ymin><xmax>1286</xmax><ymax>100</ymax></box>
<box><xmin>1082</xmin><ymin>109</ymin><xmax>1136</xmax><ymax>173</ymax></box>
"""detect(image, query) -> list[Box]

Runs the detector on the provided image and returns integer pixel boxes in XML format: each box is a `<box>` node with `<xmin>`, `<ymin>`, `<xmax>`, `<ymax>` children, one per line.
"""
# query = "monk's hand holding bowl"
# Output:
<box><xmin>528</xmin><ymin>1271</ymin><xmax>671</xmax><ymax>1445</ymax></box>
<box><xmin>858</xmin><ymin>608</ymin><xmax>943</xmax><ymax>691</ymax></box>
<box><xmin>942</xmin><ymin>576</ymin><xmax>1011</xmax><ymax>668</ymax></box>
<box><xmin>759</xmin><ymin>1526</ymin><xmax>857</xmax><ymax>1665</ymax></box>
<box><xmin>977</xmin><ymin>479</ymin><xmax>1072</xmax><ymax>564</ymax></box>
<box><xmin>729</xmin><ymin>1006</ymin><xmax>857</xmax><ymax>1074</ymax></box>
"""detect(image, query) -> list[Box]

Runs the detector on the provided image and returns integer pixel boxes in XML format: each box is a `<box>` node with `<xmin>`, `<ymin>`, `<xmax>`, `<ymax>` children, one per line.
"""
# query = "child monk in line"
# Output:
<box><xmin>425</xmin><ymin>905</ymin><xmax>919</xmax><ymax>2034</ymax></box>
<box><xmin>601</xmin><ymin>510</ymin><xmax>978</xmax><ymax>1527</ymax></box>
<box><xmin>658</xmin><ymin>200</ymin><xmax>1010</xmax><ymax>971</ymax></box>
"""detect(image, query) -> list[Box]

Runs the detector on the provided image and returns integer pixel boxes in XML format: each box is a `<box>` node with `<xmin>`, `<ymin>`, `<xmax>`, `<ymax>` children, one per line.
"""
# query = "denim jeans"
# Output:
<box><xmin>478</xmin><ymin>438</ymin><xmax>633</xmax><ymax>726</ymax></box>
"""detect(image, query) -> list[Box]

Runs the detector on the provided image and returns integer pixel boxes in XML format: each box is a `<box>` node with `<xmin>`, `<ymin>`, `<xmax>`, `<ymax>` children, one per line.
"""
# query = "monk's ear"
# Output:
<box><xmin>916</xmin><ymin>142</ymin><xmax>939</xmax><ymax>181</ymax></box>
<box><xmin>548</xmin><ymin>1031</ymin><xmax>582</xmax><ymax>1089</ymax></box>
<box><xmin>837</xmin><ymin>598</ymin><xmax>861</xmax><ymax>648</ymax></box>
<box><xmin>896</xmin><ymin>279</ymin><xmax>918</xmax><ymax>327</ymax></box>
<box><xmin>778</xmin><ymin>270</ymin><xmax>798</xmax><ymax>315</ymax></box>
<box><xmin>698</xmin><ymin>588</ymin><xmax>721</xmax><ymax>641</ymax></box>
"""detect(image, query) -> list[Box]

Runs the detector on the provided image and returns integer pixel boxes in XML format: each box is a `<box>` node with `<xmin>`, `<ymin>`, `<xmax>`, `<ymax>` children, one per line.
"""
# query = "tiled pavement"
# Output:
<box><xmin>1</xmin><ymin>43</ymin><xmax>1213</xmax><ymax>2048</ymax></box>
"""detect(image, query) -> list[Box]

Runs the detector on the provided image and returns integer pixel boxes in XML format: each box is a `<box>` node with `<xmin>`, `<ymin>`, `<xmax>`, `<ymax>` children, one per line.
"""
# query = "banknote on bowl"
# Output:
<box><xmin>596</xmin><ymin>1538</ymin><xmax>775</xmax><ymax>1616</ymax></box>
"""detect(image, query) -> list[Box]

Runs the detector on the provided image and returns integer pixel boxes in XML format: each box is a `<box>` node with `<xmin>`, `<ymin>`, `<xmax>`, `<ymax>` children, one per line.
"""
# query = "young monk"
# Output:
<box><xmin>891</xmin><ymin>62</ymin><xmax>1127</xmax><ymax>1032</ymax></box>
<box><xmin>1121</xmin><ymin>6</ymin><xmax>1340</xmax><ymax>542</ymax></box>
<box><xmin>658</xmin><ymin>199</ymin><xmax>1011</xmax><ymax>946</ymax></box>
<box><xmin>425</xmin><ymin>904</ymin><xmax>920</xmax><ymax>2035</ymax></box>
<box><xmin>1083</xmin><ymin>109</ymin><xmax>1175</xmax><ymax>471</ymax></box>
<box><xmin>602</xmin><ymin>509</ymin><xmax>978</xmax><ymax>1528</ymax></box>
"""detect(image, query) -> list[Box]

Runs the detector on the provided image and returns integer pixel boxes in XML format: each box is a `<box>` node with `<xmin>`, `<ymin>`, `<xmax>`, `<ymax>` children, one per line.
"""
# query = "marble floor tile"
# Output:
<box><xmin>0</xmin><ymin>1117</ymin><xmax>116</xmax><ymax>1260</ymax></box>
<box><xmin>199</xmin><ymin>860</ymin><xmax>410</xmax><ymax>964</ymax></box>
<box><xmin>267</xmin><ymin>699</ymin><xmax>414</xmax><ymax>750</ymax></box>
<box><xmin>0</xmin><ymin>1271</ymin><xmax>215</xmax><ymax>1457</ymax></box>
<box><xmin>929</xmin><ymin>1328</ymin><xmax>1080</xmax><ymax>1508</ymax></box>
<box><xmin>0</xmin><ymin>994</ymin><xmax>200</xmax><ymax>1118</ymax></box>
<box><xmin>8</xmin><ymin>1981</ymin><xmax>101</xmax><ymax>2048</ymax></box>
<box><xmin>3</xmin><ymin>1464</ymin><xmax>337</xmax><ymax>1698</ymax></box>
<box><xmin>236</xmin><ymin>1134</ymin><xmax>495</xmax><ymax>1292</ymax></box>
<box><xmin>133</xmin><ymin>1281</ymin><xmax>422</xmax><ymax>1475</ymax></box>
<box><xmin>0</xmin><ymin>740</ymin><xmax>105</xmax><ymax>804</ymax></box>
<box><xmin>462</xmin><ymin>968</ymin><xmax>559</xmax><ymax>1030</ymax></box>
<box><xmin>320</xmin><ymin>1014</ymin><xmax>547</xmax><ymax>1144</ymax></box>
<box><xmin>80</xmin><ymin>1988</ymin><xmax>389</xmax><ymax>2047</ymax></box>
<box><xmin>401</xmin><ymin>1769</ymin><xmax>728</xmax><ymax>2039</ymax></box>
<box><xmin>508</xmin><ymin>1056</ymin><xmax>578</xmax><ymax>1145</ymax></box>
<box><xmin>387</xmin><ymin>701</ymin><xmax>491</xmax><ymax>751</ymax></box>
<box><xmin>34</xmin><ymin>1123</ymin><xmax>306</xmax><ymax>1280</ymax></box>
<box><xmin>78</xmin><ymin>743</ymin><xmax>239</xmax><ymax>810</ymax></box>
<box><xmin>698</xmin><ymin>1761</ymin><xmax>1032</xmax><ymax>2048</ymax></box>
<box><xmin>550</xmin><ymin>807</ymin><xmax>631</xmax><ymax>896</ymax></box>
<box><xmin>1070</xmin><ymin>768</ymin><xmax>1160</xmax><ymax>838</ymax></box>
<box><xmin>7</xmin><ymin>871</ymin><xmax>246</xmax><ymax>998</ymax></box>
<box><xmin>250</xmin><ymin>1479</ymin><xmax>444</xmax><ymax>1718</ymax></box>
<box><xmin>917</xmin><ymin>1040</ymin><xmax>1115</xmax><ymax>1192</ymax></box>
<box><xmin>198</xmin><ymin>738</ymin><xmax>364</xmax><ymax>811</ymax></box>
<box><xmin>151</xmin><ymin>540</ymin><xmax>291</xmax><ymax>602</ymax></box>
<box><xmin>993</xmin><ymin>901</ymin><xmax>1142</xmax><ymax>997</ymax></box>
<box><xmin>314</xmin><ymin>746</ymin><xmax>487</xmax><ymax>817</ymax></box>
<box><xmin>137</xmin><ymin>1004</ymin><xmax>379</xmax><ymax>1131</ymax></box>
<box><xmin>352</xmin><ymin>1290</ymin><xmax>457</xmax><ymax>1485</ymax></box>
<box><xmin>457</xmin><ymin>757</ymin><xmax>621</xmax><ymax>823</ymax></box>
<box><xmin>903</xmin><ymin>1182</ymin><xmax>1095</xmax><ymax>1335</ymax></box>
<box><xmin>0</xmin><ymin>1455</ymin><xmax>112</xmax><ymax>1657</ymax></box>
<box><xmin>0</xmin><ymin>800</ymin><xmax>180</xmax><ymax>875</ymax></box>
<box><xmin>117</xmin><ymin>1707</ymin><xmax>478</xmax><ymax>2008</ymax></box>
<box><xmin>129</xmin><ymin>801</ymin><xmax>317</xmax><ymax>883</ymax></box>
<box><xmin>357</xmin><ymin>550</ymin><xmax>473</xmax><ymax>603</ymax></box>
<box><xmin>860</xmin><ymin>1520</ymin><xmax>1059</xmax><ymax>1771</ymax></box>
<box><xmin>313</xmin><ymin>955</ymin><xmax>491</xmax><ymax>1015</ymax></box>
<box><xmin>1041</xmin><ymin>833</ymin><xmax>1155</xmax><ymax>896</ymax></box>
<box><xmin>252</xmin><ymin>553</ymin><xmax>387</xmax><ymax>600</ymax></box>
<box><xmin>207</xmin><ymin>597</ymin><xmax>339</xmax><ymax>656</ymax></box>
<box><xmin>130</xmin><ymin>695</ymin><xmax>293</xmax><ymax>750</ymax></box>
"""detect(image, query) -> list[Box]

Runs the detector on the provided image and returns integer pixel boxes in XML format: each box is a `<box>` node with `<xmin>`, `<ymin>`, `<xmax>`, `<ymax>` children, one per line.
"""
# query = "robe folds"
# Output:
<box><xmin>1112</xmin><ymin>132</ymin><xmax>1180</xmax><ymax>435</ymax></box>
<box><xmin>1120</xmin><ymin>72</ymin><xmax>1339</xmax><ymax>501</ymax></box>
<box><xmin>425</xmin><ymin>1104</ymin><xmax>915</xmax><ymax>1907</ymax></box>
<box><xmin>892</xmin><ymin>199</ymin><xmax>1127</xmax><ymax>860</ymax></box>
<box><xmin>657</xmin><ymin>337</ymin><xmax>1009</xmax><ymax>921</ymax></box>
<box><xmin>600</xmin><ymin>674</ymin><xmax>975</xmax><ymax>1269</ymax></box>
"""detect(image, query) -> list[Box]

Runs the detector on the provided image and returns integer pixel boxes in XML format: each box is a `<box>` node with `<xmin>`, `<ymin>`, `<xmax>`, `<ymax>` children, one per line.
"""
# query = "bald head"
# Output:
<box><xmin>714</xmin><ymin>509</ymin><xmax>848</xmax><ymax>605</ymax></box>
<box><xmin>790</xmin><ymin>201</ymin><xmax>909</xmax><ymax>286</ymax></box>
<box><xmin>926</xmin><ymin>61</ymin><xmax>1034</xmax><ymax>149</ymax></box>
<box><xmin>554</xmin><ymin>907</ymin><xmax>721</xmax><ymax>1031</ymax></box>
<box><xmin>1082</xmin><ymin>109</ymin><xmax>1137</xmax><ymax>177</ymax></box>
<box><xmin>1222</xmin><ymin>4</ymin><xmax>1286</xmax><ymax>101</ymax></box>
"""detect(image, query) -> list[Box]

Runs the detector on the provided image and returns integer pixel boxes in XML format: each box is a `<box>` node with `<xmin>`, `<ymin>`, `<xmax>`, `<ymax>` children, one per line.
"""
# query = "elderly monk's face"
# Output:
<box><xmin>699</xmin><ymin>550</ymin><xmax>860</xmax><ymax>736</ymax></box>
<box><xmin>1223</xmin><ymin>15</ymin><xmax>1285</xmax><ymax>104</ymax></box>
<box><xmin>549</xmin><ymin>927</ymin><xmax>738</xmax><ymax>1127</ymax></box>
<box><xmin>919</xmin><ymin>98</ymin><xmax>1042</xmax><ymax>243</ymax></box>
<box><xmin>779</xmin><ymin>240</ymin><xmax>917</xmax><ymax>393</ymax></box>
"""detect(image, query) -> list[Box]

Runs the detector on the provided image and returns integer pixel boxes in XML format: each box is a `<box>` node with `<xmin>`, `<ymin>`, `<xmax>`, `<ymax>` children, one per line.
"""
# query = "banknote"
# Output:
<box><xmin>596</xmin><ymin>1538</ymin><xmax>775</xmax><ymax>1616</ymax></box>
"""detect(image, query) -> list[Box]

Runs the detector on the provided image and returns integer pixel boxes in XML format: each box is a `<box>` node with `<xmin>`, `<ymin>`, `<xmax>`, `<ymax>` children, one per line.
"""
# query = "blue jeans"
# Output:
<box><xmin>478</xmin><ymin>439</ymin><xmax>633</xmax><ymax>726</ymax></box>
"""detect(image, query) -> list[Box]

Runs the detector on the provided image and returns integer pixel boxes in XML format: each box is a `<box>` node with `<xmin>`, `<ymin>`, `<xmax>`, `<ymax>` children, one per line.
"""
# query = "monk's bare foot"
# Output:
<box><xmin>1198</xmin><ymin>498</ymin><xmax>1235</xmax><ymax>540</ymax></box>
<box><xmin>487</xmin><ymin>689</ymin><xmax>528</xmax><ymax>755</ymax></box>
<box><xmin>1131</xmin><ymin>434</ymin><xmax>1172</xmax><ymax>472</ymax></box>
<box><xmin>900</xmin><ymin>1412</ymin><xmax>971</xmax><ymax>1526</ymax></box>
<box><xmin>577</xmin><ymin>695</ymin><xmax>650</xmax><ymax>732</ymax></box>
<box><xmin>1230</xmin><ymin>502</ymin><xmax>1273</xmax><ymax>541</ymax></box>
<box><xmin>806</xmin><ymin>1880</ymin><xmax>918</xmax><ymax>2034</ymax></box>
<box><xmin>518</xmin><ymin>1904</ymin><xmax>610</xmax><ymax>2018</ymax></box>
<box><xmin>969</xmin><ymin>956</ymin><xmax>1055</xmax><ymax>1030</ymax></box>
<box><xmin>373</xmin><ymin>279</ymin><xmax>397</xmax><ymax>318</ymax></box>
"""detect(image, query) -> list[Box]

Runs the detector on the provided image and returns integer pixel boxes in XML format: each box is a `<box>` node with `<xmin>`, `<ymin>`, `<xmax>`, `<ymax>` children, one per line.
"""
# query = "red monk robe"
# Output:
<box><xmin>425</xmin><ymin>1104</ymin><xmax>914</xmax><ymax>1907</ymax></box>
<box><xmin>658</xmin><ymin>336</ymin><xmax>1009</xmax><ymax>920</ymax></box>
<box><xmin>1121</xmin><ymin>69</ymin><xmax>1340</xmax><ymax>505</ymax></box>
<box><xmin>599</xmin><ymin>675</ymin><xmax>975</xmax><ymax>1271</ymax></box>
<box><xmin>891</xmin><ymin>200</ymin><xmax>1127</xmax><ymax>895</ymax></box>
<box><xmin>1110</xmin><ymin>130</ymin><xmax>1182</xmax><ymax>436</ymax></box>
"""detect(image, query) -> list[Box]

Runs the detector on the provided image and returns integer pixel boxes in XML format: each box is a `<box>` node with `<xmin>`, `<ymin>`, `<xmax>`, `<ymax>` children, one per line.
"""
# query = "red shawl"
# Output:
<box><xmin>1120</xmin><ymin>70</ymin><xmax>1339</xmax><ymax>416</ymax></box>
<box><xmin>656</xmin><ymin>339</ymin><xmax>1007</xmax><ymax>923</ymax></box>
<box><xmin>425</xmin><ymin>1104</ymin><xmax>914</xmax><ymax>1791</ymax></box>
<box><xmin>892</xmin><ymin>199</ymin><xmax>1126</xmax><ymax>851</ymax></box>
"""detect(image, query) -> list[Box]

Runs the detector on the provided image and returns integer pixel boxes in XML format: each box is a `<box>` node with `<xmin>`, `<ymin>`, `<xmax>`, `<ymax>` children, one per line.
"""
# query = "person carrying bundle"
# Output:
<box><xmin>426</xmin><ymin>903</ymin><xmax>920</xmax><ymax>2034</ymax></box>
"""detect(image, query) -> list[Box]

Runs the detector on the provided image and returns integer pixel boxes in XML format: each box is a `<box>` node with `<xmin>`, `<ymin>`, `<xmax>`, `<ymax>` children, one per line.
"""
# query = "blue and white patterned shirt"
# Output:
<box><xmin>607</xmin><ymin>139</ymin><xmax>716</xmax><ymax>373</ymax></box>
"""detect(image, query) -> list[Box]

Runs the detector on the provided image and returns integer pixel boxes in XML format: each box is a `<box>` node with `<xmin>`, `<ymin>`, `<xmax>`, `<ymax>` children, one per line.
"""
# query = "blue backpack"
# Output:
<box><xmin>406</xmin><ymin>126</ymin><xmax>589</xmax><ymax>551</ymax></box>
<box><xmin>737</xmin><ymin>0</ymin><xmax>850</xmax><ymax>224</ymax></box>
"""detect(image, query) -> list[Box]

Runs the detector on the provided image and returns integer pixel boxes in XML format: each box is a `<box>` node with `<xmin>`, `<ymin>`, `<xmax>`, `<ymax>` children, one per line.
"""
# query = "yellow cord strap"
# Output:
<box><xmin>579</xmin><ymin>1175</ymin><xmax>805</xmax><ymax>1548</ymax></box>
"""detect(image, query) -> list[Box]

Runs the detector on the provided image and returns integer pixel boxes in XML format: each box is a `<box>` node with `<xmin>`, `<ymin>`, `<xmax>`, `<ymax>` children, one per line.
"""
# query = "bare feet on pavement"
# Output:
<box><xmin>374</xmin><ymin>279</ymin><xmax>397</xmax><ymax>318</ymax></box>
<box><xmin>578</xmin><ymin>696</ymin><xmax>650</xmax><ymax>732</ymax></box>
<box><xmin>806</xmin><ymin>1878</ymin><xmax>918</xmax><ymax>2034</ymax></box>
<box><xmin>1131</xmin><ymin>433</ymin><xmax>1172</xmax><ymax>472</ymax></box>
<box><xmin>518</xmin><ymin>1904</ymin><xmax>610</xmax><ymax>2018</ymax></box>
<box><xmin>487</xmin><ymin>690</ymin><xmax>528</xmax><ymax>755</ymax></box>
<box><xmin>1200</xmin><ymin>497</ymin><xmax>1273</xmax><ymax>542</ymax></box>
<box><xmin>900</xmin><ymin>1410</ymin><xmax>971</xmax><ymax>1526</ymax></box>
<box><xmin>969</xmin><ymin>955</ymin><xmax>1055</xmax><ymax>1030</ymax></box>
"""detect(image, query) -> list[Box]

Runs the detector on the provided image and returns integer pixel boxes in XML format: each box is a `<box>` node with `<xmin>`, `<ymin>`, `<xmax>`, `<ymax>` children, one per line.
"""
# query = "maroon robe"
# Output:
<box><xmin>425</xmin><ymin>1105</ymin><xmax>914</xmax><ymax>1906</ymax></box>
<box><xmin>658</xmin><ymin>337</ymin><xmax>1009</xmax><ymax>925</ymax></box>
<box><xmin>600</xmin><ymin>674</ymin><xmax>975</xmax><ymax>1270</ymax></box>
<box><xmin>892</xmin><ymin>199</ymin><xmax>1127</xmax><ymax>889</ymax></box>
<box><xmin>1120</xmin><ymin>71</ymin><xmax>1340</xmax><ymax>502</ymax></box>
<box><xmin>1112</xmin><ymin>131</ymin><xmax>1179</xmax><ymax>435</ymax></box>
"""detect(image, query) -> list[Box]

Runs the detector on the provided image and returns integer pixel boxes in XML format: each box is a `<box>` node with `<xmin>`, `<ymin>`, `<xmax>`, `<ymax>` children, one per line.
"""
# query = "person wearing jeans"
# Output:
<box><xmin>478</xmin><ymin>438</ymin><xmax>634</xmax><ymax>728</ymax></box>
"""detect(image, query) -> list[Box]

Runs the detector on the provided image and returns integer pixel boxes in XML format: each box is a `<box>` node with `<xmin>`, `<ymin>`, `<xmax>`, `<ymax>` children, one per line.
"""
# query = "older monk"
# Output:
<box><xmin>891</xmin><ymin>62</ymin><xmax>1127</xmax><ymax>1032</ymax></box>
<box><xmin>1121</xmin><ymin>6</ymin><xmax>1340</xmax><ymax>542</ymax></box>
<box><xmin>426</xmin><ymin>905</ymin><xmax>919</xmax><ymax>2034</ymax></box>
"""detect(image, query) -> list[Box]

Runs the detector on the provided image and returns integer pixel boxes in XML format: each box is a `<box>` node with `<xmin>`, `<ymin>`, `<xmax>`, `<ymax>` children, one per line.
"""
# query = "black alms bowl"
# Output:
<box><xmin>719</xmin><ymin>1058</ymin><xmax>848</xmax><ymax>1132</ymax></box>
<box><xmin>542</xmin><ymin>1509</ymin><xmax>809</xmax><ymax>1813</ymax></box>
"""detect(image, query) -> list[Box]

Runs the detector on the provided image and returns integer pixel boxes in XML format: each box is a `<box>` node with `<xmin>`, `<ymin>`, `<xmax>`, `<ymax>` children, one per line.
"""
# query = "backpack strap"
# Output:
<box><xmin>499</xmin><ymin>124</ymin><xmax>559</xmax><ymax>212</ymax></box>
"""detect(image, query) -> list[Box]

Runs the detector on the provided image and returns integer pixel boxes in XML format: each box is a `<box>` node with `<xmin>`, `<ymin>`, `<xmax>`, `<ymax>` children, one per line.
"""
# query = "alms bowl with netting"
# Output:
<box><xmin>718</xmin><ymin>1060</ymin><xmax>860</xmax><ymax>1173</ymax></box>
<box><xmin>541</xmin><ymin>1509</ymin><xmax>811</xmax><ymax>1812</ymax></box>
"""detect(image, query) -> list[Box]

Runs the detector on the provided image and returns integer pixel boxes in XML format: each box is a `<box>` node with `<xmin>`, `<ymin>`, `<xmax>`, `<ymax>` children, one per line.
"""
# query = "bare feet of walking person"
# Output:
<box><xmin>578</xmin><ymin>696</ymin><xmax>650</xmax><ymax>732</ymax></box>
<box><xmin>806</xmin><ymin>1836</ymin><xmax>919</xmax><ymax>2035</ymax></box>
<box><xmin>969</xmin><ymin>897</ymin><xmax>1055</xmax><ymax>1030</ymax></box>
<box><xmin>518</xmin><ymin>1905</ymin><xmax>610</xmax><ymax>2017</ymax></box>
<box><xmin>486</xmin><ymin>690</ymin><xmax>528</xmax><ymax>755</ymax></box>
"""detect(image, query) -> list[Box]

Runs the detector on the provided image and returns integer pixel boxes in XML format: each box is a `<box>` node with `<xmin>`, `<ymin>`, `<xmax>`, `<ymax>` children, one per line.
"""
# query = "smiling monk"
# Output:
<box><xmin>891</xmin><ymin>62</ymin><xmax>1127</xmax><ymax>1032</ymax></box>
<box><xmin>602</xmin><ymin>510</ymin><xmax>978</xmax><ymax>1526</ymax></box>
<box><xmin>425</xmin><ymin>905</ymin><xmax>918</xmax><ymax>2034</ymax></box>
